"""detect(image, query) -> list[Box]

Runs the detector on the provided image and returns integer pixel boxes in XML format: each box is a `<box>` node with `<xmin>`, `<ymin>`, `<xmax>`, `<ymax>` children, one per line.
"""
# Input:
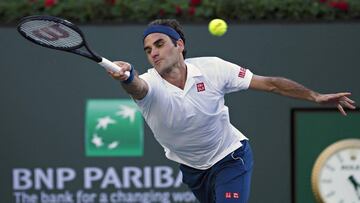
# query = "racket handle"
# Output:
<box><xmin>98</xmin><ymin>57</ymin><xmax>130</xmax><ymax>77</ymax></box>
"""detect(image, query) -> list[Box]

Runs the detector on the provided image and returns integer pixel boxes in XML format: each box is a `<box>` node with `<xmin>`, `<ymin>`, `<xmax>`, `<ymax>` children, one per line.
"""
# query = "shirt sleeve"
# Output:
<box><xmin>217</xmin><ymin>57</ymin><xmax>253</xmax><ymax>94</ymax></box>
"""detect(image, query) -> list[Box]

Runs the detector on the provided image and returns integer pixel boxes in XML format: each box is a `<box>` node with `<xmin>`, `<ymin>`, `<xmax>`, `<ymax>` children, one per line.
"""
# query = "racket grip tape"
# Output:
<box><xmin>98</xmin><ymin>57</ymin><xmax>131</xmax><ymax>77</ymax></box>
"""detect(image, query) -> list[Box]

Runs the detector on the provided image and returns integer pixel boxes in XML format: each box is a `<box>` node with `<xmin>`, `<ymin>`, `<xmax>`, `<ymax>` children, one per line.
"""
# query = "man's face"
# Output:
<box><xmin>143</xmin><ymin>33</ymin><xmax>184</xmax><ymax>74</ymax></box>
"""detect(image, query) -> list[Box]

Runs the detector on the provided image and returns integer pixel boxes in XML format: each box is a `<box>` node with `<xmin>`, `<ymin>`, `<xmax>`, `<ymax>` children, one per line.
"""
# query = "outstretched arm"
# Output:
<box><xmin>249</xmin><ymin>75</ymin><xmax>356</xmax><ymax>116</ymax></box>
<box><xmin>107</xmin><ymin>61</ymin><xmax>149</xmax><ymax>100</ymax></box>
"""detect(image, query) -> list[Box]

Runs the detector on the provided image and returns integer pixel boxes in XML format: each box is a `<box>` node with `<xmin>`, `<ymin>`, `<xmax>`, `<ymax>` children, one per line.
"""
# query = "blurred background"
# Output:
<box><xmin>1</xmin><ymin>0</ymin><xmax>359</xmax><ymax>203</ymax></box>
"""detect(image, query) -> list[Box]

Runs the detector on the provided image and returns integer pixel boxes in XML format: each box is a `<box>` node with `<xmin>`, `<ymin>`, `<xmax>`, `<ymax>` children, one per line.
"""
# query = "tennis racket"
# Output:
<box><xmin>17</xmin><ymin>15</ymin><xmax>129</xmax><ymax>77</ymax></box>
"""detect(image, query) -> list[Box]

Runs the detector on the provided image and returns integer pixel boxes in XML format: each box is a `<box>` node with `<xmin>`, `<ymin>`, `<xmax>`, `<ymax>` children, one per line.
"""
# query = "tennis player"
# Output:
<box><xmin>108</xmin><ymin>19</ymin><xmax>355</xmax><ymax>203</ymax></box>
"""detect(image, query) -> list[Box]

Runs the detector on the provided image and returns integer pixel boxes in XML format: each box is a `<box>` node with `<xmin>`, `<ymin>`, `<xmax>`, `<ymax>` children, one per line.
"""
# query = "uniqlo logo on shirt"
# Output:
<box><xmin>225</xmin><ymin>192</ymin><xmax>240</xmax><ymax>199</ymax></box>
<box><xmin>225</xmin><ymin>192</ymin><xmax>232</xmax><ymax>199</ymax></box>
<box><xmin>238</xmin><ymin>67</ymin><xmax>246</xmax><ymax>78</ymax></box>
<box><xmin>196</xmin><ymin>82</ymin><xmax>205</xmax><ymax>92</ymax></box>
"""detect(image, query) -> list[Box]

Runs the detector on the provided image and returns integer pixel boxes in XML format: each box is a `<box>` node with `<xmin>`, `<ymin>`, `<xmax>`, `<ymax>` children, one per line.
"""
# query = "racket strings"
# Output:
<box><xmin>19</xmin><ymin>20</ymin><xmax>83</xmax><ymax>49</ymax></box>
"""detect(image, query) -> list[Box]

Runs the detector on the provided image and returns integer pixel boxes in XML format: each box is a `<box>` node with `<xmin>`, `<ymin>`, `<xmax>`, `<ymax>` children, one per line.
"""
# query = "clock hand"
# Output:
<box><xmin>348</xmin><ymin>175</ymin><xmax>359</xmax><ymax>189</ymax></box>
<box><xmin>348</xmin><ymin>175</ymin><xmax>360</xmax><ymax>200</ymax></box>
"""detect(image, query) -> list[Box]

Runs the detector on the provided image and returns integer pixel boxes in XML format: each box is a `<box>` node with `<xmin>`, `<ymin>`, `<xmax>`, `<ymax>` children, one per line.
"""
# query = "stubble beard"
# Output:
<box><xmin>157</xmin><ymin>59</ymin><xmax>179</xmax><ymax>76</ymax></box>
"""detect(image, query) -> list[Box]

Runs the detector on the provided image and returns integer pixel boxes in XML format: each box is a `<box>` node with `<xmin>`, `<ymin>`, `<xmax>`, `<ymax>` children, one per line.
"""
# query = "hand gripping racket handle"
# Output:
<box><xmin>98</xmin><ymin>57</ymin><xmax>130</xmax><ymax>78</ymax></box>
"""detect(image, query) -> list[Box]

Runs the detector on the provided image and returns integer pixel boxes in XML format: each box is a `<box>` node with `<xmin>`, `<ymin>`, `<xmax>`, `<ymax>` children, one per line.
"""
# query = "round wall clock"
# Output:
<box><xmin>312</xmin><ymin>138</ymin><xmax>360</xmax><ymax>203</ymax></box>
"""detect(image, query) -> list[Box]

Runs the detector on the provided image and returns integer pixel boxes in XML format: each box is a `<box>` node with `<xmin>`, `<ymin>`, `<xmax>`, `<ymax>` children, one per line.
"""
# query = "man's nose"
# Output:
<box><xmin>151</xmin><ymin>48</ymin><xmax>159</xmax><ymax>58</ymax></box>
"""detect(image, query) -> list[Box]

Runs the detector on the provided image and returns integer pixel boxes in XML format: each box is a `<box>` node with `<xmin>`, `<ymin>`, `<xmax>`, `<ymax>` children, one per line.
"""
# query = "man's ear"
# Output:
<box><xmin>176</xmin><ymin>39</ymin><xmax>185</xmax><ymax>52</ymax></box>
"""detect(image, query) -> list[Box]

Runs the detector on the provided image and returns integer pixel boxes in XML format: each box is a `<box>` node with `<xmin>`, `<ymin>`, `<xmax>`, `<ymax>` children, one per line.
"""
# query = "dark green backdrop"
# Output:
<box><xmin>1</xmin><ymin>22</ymin><xmax>360</xmax><ymax>203</ymax></box>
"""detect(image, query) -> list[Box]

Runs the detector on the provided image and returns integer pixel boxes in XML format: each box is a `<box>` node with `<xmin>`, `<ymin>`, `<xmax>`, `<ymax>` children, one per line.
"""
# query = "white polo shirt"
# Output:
<box><xmin>135</xmin><ymin>57</ymin><xmax>253</xmax><ymax>170</ymax></box>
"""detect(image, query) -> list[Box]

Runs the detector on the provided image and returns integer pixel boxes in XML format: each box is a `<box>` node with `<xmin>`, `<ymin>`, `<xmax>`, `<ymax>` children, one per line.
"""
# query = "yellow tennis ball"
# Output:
<box><xmin>208</xmin><ymin>19</ymin><xmax>227</xmax><ymax>36</ymax></box>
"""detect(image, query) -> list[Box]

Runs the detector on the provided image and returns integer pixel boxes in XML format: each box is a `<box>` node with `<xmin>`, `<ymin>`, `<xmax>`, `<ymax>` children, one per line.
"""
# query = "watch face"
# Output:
<box><xmin>312</xmin><ymin>139</ymin><xmax>360</xmax><ymax>203</ymax></box>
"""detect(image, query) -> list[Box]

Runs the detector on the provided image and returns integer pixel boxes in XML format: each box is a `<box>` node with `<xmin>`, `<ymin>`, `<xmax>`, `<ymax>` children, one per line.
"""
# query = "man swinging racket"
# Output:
<box><xmin>108</xmin><ymin>19</ymin><xmax>356</xmax><ymax>203</ymax></box>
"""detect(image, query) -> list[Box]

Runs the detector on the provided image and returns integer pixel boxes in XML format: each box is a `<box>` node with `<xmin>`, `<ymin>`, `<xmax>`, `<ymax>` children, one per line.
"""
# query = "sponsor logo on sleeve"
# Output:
<box><xmin>238</xmin><ymin>67</ymin><xmax>247</xmax><ymax>78</ymax></box>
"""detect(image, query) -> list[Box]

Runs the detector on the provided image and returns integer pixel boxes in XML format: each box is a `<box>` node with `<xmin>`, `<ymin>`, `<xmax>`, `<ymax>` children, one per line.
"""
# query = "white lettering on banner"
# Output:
<box><xmin>109</xmin><ymin>190</ymin><xmax>171</xmax><ymax>203</ymax></box>
<box><xmin>174</xmin><ymin>171</ymin><xmax>183</xmax><ymax>188</ymax></box>
<box><xmin>35</xmin><ymin>168</ymin><xmax>54</xmax><ymax>190</ymax></box>
<box><xmin>144</xmin><ymin>166</ymin><xmax>151</xmax><ymax>188</ymax></box>
<box><xmin>13</xmin><ymin>166</ymin><xmax>182</xmax><ymax>190</ymax></box>
<box><xmin>13</xmin><ymin>190</ymin><xmax>197</xmax><ymax>203</ymax></box>
<box><xmin>84</xmin><ymin>167</ymin><xmax>103</xmax><ymax>189</ymax></box>
<box><xmin>13</xmin><ymin>168</ymin><xmax>76</xmax><ymax>190</ymax></box>
<box><xmin>172</xmin><ymin>191</ymin><xmax>197</xmax><ymax>202</ymax></box>
<box><xmin>13</xmin><ymin>192</ymin><xmax>38</xmax><ymax>203</ymax></box>
<box><xmin>154</xmin><ymin>166</ymin><xmax>173</xmax><ymax>188</ymax></box>
<box><xmin>122</xmin><ymin>166</ymin><xmax>142</xmax><ymax>188</ymax></box>
<box><xmin>83</xmin><ymin>166</ymin><xmax>182</xmax><ymax>189</ymax></box>
<box><xmin>76</xmin><ymin>190</ymin><xmax>97</xmax><ymax>203</ymax></box>
<box><xmin>57</xmin><ymin>168</ymin><xmax>76</xmax><ymax>189</ymax></box>
<box><xmin>41</xmin><ymin>191</ymin><xmax>73</xmax><ymax>203</ymax></box>
<box><xmin>101</xmin><ymin>167</ymin><xmax>122</xmax><ymax>188</ymax></box>
<box><xmin>13</xmin><ymin>169</ymin><xmax>32</xmax><ymax>190</ymax></box>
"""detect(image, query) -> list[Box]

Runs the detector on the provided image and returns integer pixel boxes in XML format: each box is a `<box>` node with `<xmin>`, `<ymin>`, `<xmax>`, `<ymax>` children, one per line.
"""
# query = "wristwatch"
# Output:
<box><xmin>311</xmin><ymin>138</ymin><xmax>360</xmax><ymax>203</ymax></box>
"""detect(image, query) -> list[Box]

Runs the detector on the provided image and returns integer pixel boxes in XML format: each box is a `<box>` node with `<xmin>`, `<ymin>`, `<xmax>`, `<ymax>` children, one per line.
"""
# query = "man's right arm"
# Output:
<box><xmin>108</xmin><ymin>61</ymin><xmax>149</xmax><ymax>100</ymax></box>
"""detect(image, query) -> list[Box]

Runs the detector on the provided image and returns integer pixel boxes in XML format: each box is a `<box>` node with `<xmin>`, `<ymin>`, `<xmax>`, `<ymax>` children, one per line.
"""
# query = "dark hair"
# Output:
<box><xmin>148</xmin><ymin>19</ymin><xmax>187</xmax><ymax>58</ymax></box>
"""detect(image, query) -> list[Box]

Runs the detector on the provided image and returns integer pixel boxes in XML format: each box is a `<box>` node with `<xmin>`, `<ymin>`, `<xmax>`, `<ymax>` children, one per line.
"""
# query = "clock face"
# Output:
<box><xmin>312</xmin><ymin>139</ymin><xmax>360</xmax><ymax>203</ymax></box>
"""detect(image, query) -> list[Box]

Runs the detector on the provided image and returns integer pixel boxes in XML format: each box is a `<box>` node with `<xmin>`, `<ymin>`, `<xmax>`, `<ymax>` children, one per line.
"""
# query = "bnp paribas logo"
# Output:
<box><xmin>85</xmin><ymin>99</ymin><xmax>143</xmax><ymax>157</ymax></box>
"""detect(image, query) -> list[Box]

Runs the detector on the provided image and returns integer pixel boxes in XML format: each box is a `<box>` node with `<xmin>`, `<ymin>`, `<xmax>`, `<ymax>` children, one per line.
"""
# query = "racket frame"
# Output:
<box><xmin>17</xmin><ymin>15</ymin><xmax>102</xmax><ymax>63</ymax></box>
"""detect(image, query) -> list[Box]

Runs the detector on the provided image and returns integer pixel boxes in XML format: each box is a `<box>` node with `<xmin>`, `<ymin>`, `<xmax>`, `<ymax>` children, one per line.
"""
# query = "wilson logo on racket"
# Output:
<box><xmin>32</xmin><ymin>24</ymin><xmax>69</xmax><ymax>41</ymax></box>
<box><xmin>17</xmin><ymin>15</ymin><xmax>131</xmax><ymax>76</ymax></box>
<box><xmin>85</xmin><ymin>99</ymin><xmax>144</xmax><ymax>157</ymax></box>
